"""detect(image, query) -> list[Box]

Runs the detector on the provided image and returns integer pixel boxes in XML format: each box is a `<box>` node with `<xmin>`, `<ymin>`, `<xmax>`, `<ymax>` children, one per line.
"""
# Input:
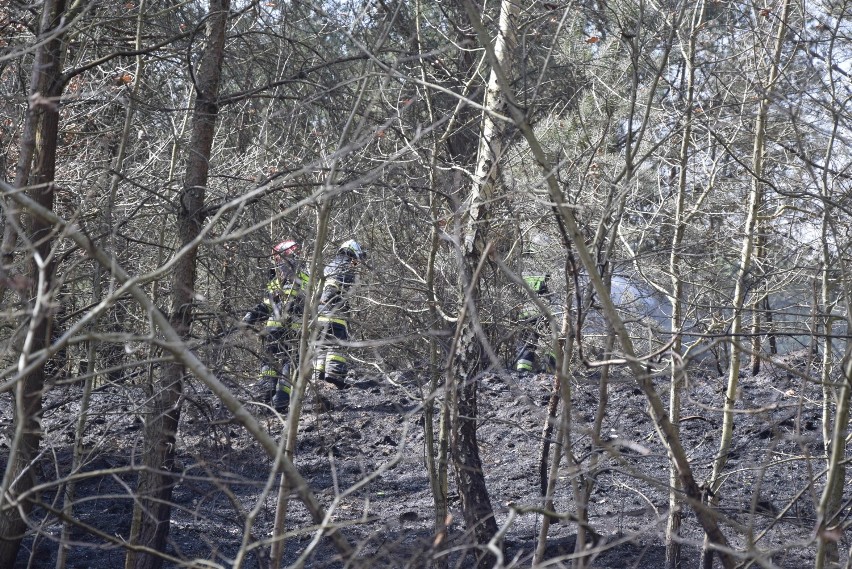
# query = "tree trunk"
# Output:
<box><xmin>447</xmin><ymin>0</ymin><xmax>522</xmax><ymax>563</ymax></box>
<box><xmin>667</xmin><ymin>4</ymin><xmax>706</xmax><ymax>566</ymax></box>
<box><xmin>818</xmin><ymin>128</ymin><xmax>837</xmax><ymax>456</ymax></box>
<box><xmin>0</xmin><ymin>1</ymin><xmax>66</xmax><ymax>566</ymax></box>
<box><xmin>451</xmin><ymin>359</ymin><xmax>497</xmax><ymax>554</ymax></box>
<box><xmin>448</xmin><ymin>257</ymin><xmax>499</xmax><ymax>562</ymax></box>
<box><xmin>702</xmin><ymin>2</ymin><xmax>790</xmax><ymax>565</ymax></box>
<box><xmin>815</xmin><ymin>319</ymin><xmax>852</xmax><ymax>569</ymax></box>
<box><xmin>267</xmin><ymin>200</ymin><xmax>331</xmax><ymax>568</ymax></box>
<box><xmin>461</xmin><ymin>3</ymin><xmax>739</xmax><ymax>565</ymax></box>
<box><xmin>125</xmin><ymin>3</ymin><xmax>228</xmax><ymax>567</ymax></box>
<box><xmin>749</xmin><ymin>235</ymin><xmax>766</xmax><ymax>376</ymax></box>
<box><xmin>8</xmin><ymin>183</ymin><xmax>356</xmax><ymax>567</ymax></box>
<box><xmin>421</xmin><ymin>56</ymin><xmax>455</xmax><ymax>562</ymax></box>
<box><xmin>815</xmin><ymin>108</ymin><xmax>850</xmax><ymax>564</ymax></box>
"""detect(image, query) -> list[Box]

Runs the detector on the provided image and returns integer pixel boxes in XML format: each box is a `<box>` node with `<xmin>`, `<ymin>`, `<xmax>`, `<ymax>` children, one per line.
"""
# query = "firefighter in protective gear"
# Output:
<box><xmin>313</xmin><ymin>239</ymin><xmax>365</xmax><ymax>389</ymax></box>
<box><xmin>243</xmin><ymin>240</ymin><xmax>309</xmax><ymax>412</ymax></box>
<box><xmin>513</xmin><ymin>274</ymin><xmax>556</xmax><ymax>374</ymax></box>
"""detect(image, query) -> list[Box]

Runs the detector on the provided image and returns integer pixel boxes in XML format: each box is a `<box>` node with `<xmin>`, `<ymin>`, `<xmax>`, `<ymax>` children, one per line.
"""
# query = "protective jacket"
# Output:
<box><xmin>245</xmin><ymin>266</ymin><xmax>309</xmax><ymax>410</ymax></box>
<box><xmin>314</xmin><ymin>253</ymin><xmax>359</xmax><ymax>387</ymax></box>
<box><xmin>245</xmin><ymin>270</ymin><xmax>310</xmax><ymax>330</ymax></box>
<box><xmin>317</xmin><ymin>255</ymin><xmax>356</xmax><ymax>324</ymax></box>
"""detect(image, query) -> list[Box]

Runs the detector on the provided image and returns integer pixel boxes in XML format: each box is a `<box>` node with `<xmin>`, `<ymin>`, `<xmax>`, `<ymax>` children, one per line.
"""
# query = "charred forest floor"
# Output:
<box><xmin>3</xmin><ymin>348</ymin><xmax>842</xmax><ymax>568</ymax></box>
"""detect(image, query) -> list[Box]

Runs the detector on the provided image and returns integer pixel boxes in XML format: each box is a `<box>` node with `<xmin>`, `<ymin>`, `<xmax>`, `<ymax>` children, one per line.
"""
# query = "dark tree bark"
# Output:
<box><xmin>447</xmin><ymin>1</ymin><xmax>521</xmax><ymax>564</ymax></box>
<box><xmin>451</xmin><ymin>316</ymin><xmax>499</xmax><ymax>560</ymax></box>
<box><xmin>125</xmin><ymin>2</ymin><xmax>229</xmax><ymax>567</ymax></box>
<box><xmin>0</xmin><ymin>1</ymin><xmax>67</xmax><ymax>566</ymax></box>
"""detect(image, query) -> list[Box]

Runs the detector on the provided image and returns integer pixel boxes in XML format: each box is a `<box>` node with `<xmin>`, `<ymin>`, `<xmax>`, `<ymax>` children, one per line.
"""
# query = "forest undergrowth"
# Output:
<box><xmin>3</xmin><ymin>349</ymin><xmax>834</xmax><ymax>568</ymax></box>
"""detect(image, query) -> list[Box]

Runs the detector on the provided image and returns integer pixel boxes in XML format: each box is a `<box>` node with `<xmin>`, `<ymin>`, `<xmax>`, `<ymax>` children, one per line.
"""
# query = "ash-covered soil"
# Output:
<box><xmin>4</xmin><ymin>349</ymin><xmax>838</xmax><ymax>568</ymax></box>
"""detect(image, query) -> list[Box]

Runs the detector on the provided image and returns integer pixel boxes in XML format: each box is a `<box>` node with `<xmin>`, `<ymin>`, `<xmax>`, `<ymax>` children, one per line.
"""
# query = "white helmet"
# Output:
<box><xmin>338</xmin><ymin>239</ymin><xmax>365</xmax><ymax>260</ymax></box>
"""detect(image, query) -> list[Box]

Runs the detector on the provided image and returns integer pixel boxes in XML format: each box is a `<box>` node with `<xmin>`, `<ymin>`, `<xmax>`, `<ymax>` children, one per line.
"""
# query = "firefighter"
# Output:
<box><xmin>313</xmin><ymin>239</ymin><xmax>365</xmax><ymax>389</ymax></box>
<box><xmin>243</xmin><ymin>239</ymin><xmax>309</xmax><ymax>412</ymax></box>
<box><xmin>513</xmin><ymin>273</ymin><xmax>556</xmax><ymax>374</ymax></box>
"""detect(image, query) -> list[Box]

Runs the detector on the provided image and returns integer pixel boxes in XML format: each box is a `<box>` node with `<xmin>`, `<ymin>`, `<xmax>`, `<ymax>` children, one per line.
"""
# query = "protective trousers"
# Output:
<box><xmin>259</xmin><ymin>326</ymin><xmax>298</xmax><ymax>407</ymax></box>
<box><xmin>513</xmin><ymin>317</ymin><xmax>555</xmax><ymax>374</ymax></box>
<box><xmin>313</xmin><ymin>318</ymin><xmax>349</xmax><ymax>388</ymax></box>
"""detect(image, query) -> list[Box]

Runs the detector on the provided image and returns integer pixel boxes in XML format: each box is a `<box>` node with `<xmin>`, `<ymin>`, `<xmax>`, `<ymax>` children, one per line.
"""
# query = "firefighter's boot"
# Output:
<box><xmin>254</xmin><ymin>367</ymin><xmax>278</xmax><ymax>403</ymax></box>
<box><xmin>323</xmin><ymin>354</ymin><xmax>349</xmax><ymax>389</ymax></box>
<box><xmin>272</xmin><ymin>380</ymin><xmax>291</xmax><ymax>413</ymax></box>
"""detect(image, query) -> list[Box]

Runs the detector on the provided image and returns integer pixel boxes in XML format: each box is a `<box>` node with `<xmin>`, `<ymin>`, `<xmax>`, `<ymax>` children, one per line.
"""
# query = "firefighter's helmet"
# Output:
<box><xmin>272</xmin><ymin>240</ymin><xmax>299</xmax><ymax>264</ymax></box>
<box><xmin>338</xmin><ymin>239</ymin><xmax>365</xmax><ymax>260</ymax></box>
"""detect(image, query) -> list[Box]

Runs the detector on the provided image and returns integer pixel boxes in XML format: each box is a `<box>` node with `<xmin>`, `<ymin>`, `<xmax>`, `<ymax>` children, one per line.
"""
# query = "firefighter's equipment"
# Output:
<box><xmin>513</xmin><ymin>274</ymin><xmax>554</xmax><ymax>374</ymax></box>
<box><xmin>338</xmin><ymin>239</ymin><xmax>366</xmax><ymax>260</ymax></box>
<box><xmin>314</xmin><ymin>241</ymin><xmax>363</xmax><ymax>387</ymax></box>
<box><xmin>244</xmin><ymin>240</ymin><xmax>309</xmax><ymax>410</ymax></box>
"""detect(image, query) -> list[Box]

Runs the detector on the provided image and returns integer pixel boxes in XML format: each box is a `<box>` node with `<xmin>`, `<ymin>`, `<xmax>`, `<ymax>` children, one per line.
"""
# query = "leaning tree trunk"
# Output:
<box><xmin>0</xmin><ymin>1</ymin><xmax>67</xmax><ymax>566</ymax></box>
<box><xmin>125</xmin><ymin>3</ymin><xmax>229</xmax><ymax>568</ymax></box>
<box><xmin>667</xmin><ymin>4</ymin><xmax>706</xmax><ymax>566</ymax></box>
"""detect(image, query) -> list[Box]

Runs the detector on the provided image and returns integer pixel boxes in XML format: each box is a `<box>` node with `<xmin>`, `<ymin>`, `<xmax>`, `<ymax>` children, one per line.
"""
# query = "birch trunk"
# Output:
<box><xmin>462</xmin><ymin>2</ymin><xmax>738</xmax><ymax>565</ymax></box>
<box><xmin>450</xmin><ymin>0</ymin><xmax>521</xmax><ymax>562</ymax></box>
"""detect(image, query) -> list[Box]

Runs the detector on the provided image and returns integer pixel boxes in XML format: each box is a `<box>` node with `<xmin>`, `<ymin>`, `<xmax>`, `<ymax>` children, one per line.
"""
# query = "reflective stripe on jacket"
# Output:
<box><xmin>264</xmin><ymin>271</ymin><xmax>309</xmax><ymax>328</ymax></box>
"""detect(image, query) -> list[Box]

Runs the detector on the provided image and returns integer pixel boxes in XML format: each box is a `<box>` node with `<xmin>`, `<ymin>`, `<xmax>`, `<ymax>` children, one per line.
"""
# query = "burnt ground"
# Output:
<box><xmin>4</xmin><ymin>349</ymin><xmax>841</xmax><ymax>568</ymax></box>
